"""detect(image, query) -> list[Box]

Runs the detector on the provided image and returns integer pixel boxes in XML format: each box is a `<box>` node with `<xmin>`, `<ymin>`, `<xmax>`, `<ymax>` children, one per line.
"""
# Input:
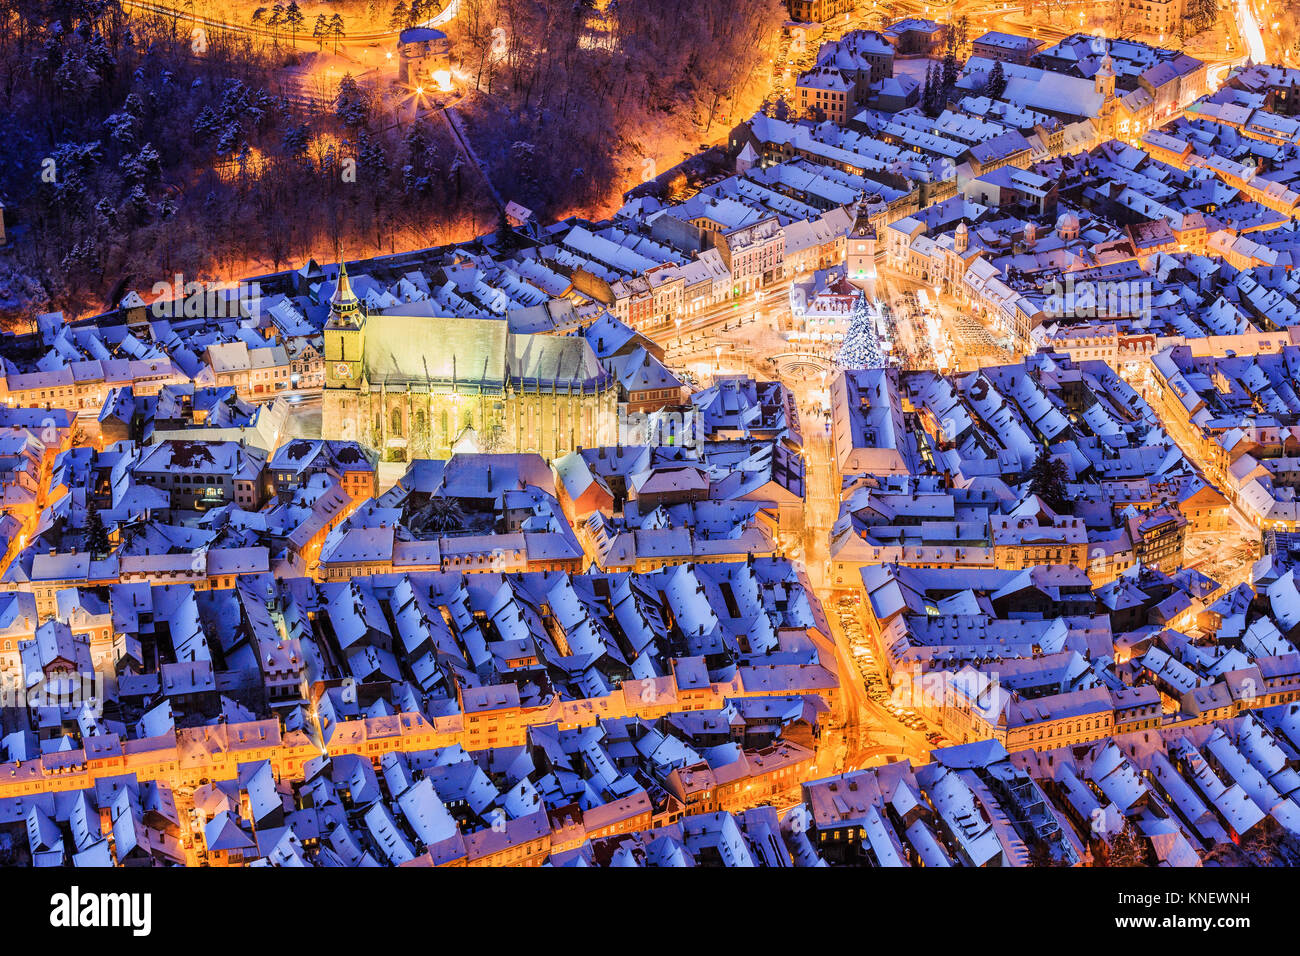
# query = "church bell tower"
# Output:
<box><xmin>322</xmin><ymin>259</ymin><xmax>366</xmax><ymax>444</ymax></box>
<box><xmin>324</xmin><ymin>260</ymin><xmax>365</xmax><ymax>390</ymax></box>
<box><xmin>1095</xmin><ymin>50</ymin><xmax>1116</xmax><ymax>102</ymax></box>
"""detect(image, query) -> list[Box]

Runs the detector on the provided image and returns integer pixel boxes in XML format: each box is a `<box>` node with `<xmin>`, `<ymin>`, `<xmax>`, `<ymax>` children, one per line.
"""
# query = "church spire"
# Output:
<box><xmin>329</xmin><ymin>255</ymin><xmax>362</xmax><ymax>326</ymax></box>
<box><xmin>1095</xmin><ymin>44</ymin><xmax>1116</xmax><ymax>100</ymax></box>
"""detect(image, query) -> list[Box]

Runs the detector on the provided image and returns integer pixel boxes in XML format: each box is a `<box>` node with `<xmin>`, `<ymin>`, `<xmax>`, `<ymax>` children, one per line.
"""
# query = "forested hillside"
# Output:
<box><xmin>0</xmin><ymin>0</ymin><xmax>785</xmax><ymax>321</ymax></box>
<box><xmin>0</xmin><ymin>0</ymin><xmax>489</xmax><ymax>321</ymax></box>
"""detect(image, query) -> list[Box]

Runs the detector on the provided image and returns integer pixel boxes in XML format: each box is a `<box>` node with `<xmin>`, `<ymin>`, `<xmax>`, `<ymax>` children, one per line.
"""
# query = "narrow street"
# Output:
<box><xmin>658</xmin><ymin>271</ymin><xmax>946</xmax><ymax>770</ymax></box>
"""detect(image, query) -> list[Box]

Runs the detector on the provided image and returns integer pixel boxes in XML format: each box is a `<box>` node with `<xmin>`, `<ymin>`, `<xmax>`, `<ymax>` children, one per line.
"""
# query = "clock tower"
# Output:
<box><xmin>323</xmin><ymin>260</ymin><xmax>366</xmax><ymax>443</ymax></box>
<box><xmin>324</xmin><ymin>261</ymin><xmax>365</xmax><ymax>389</ymax></box>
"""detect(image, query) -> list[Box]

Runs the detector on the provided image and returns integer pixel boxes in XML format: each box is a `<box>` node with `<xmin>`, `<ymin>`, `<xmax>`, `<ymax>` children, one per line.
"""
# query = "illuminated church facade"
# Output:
<box><xmin>321</xmin><ymin>265</ymin><xmax>619</xmax><ymax>462</ymax></box>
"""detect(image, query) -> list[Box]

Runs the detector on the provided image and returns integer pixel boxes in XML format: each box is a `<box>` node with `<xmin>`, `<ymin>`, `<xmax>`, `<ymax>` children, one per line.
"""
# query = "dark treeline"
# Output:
<box><xmin>0</xmin><ymin>0</ymin><xmax>491</xmax><ymax>322</ymax></box>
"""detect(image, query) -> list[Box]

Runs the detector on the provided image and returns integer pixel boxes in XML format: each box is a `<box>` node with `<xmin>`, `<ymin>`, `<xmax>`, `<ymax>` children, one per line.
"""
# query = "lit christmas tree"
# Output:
<box><xmin>837</xmin><ymin>291</ymin><xmax>884</xmax><ymax>369</ymax></box>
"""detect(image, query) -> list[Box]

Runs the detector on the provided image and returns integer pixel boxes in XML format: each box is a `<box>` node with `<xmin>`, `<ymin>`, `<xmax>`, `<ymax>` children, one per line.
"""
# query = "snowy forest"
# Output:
<box><xmin>0</xmin><ymin>0</ymin><xmax>499</xmax><ymax>323</ymax></box>
<box><xmin>447</xmin><ymin>0</ymin><xmax>785</xmax><ymax>220</ymax></box>
<box><xmin>0</xmin><ymin>0</ymin><xmax>786</xmax><ymax>322</ymax></box>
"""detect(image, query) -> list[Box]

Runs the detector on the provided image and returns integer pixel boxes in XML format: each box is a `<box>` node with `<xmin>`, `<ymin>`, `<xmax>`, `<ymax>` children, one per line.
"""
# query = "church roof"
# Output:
<box><xmin>363</xmin><ymin>314</ymin><xmax>509</xmax><ymax>387</ymax></box>
<box><xmin>507</xmin><ymin>333</ymin><xmax>605</xmax><ymax>385</ymax></box>
<box><xmin>359</xmin><ymin>312</ymin><xmax>608</xmax><ymax>390</ymax></box>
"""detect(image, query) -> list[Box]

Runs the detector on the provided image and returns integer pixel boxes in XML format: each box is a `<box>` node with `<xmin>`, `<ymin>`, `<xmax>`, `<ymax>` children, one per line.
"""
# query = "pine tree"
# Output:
<box><xmin>986</xmin><ymin>59</ymin><xmax>1007</xmax><ymax>100</ymax></box>
<box><xmin>357</xmin><ymin>129</ymin><xmax>389</xmax><ymax>180</ymax></box>
<box><xmin>267</xmin><ymin>3</ymin><xmax>284</xmax><ymax>44</ymax></box>
<box><xmin>282</xmin><ymin>121</ymin><xmax>310</xmax><ymax>157</ymax></box>
<box><xmin>285</xmin><ymin>1</ymin><xmax>304</xmax><ymax>47</ymax></box>
<box><xmin>920</xmin><ymin>63</ymin><xmax>941</xmax><ymax>117</ymax></box>
<box><xmin>942</xmin><ymin>49</ymin><xmax>959</xmax><ymax>93</ymax></box>
<box><xmin>496</xmin><ymin>205</ymin><xmax>517</xmax><ymax>250</ymax></box>
<box><xmin>416</xmin><ymin>496</ymin><xmax>466</xmax><ymax>535</ymax></box>
<box><xmin>940</xmin><ymin>21</ymin><xmax>960</xmax><ymax>93</ymax></box>
<box><xmin>1027</xmin><ymin>447</ymin><xmax>1069</xmax><ymax>512</ymax></box>
<box><xmin>1106</xmin><ymin>820</ymin><xmax>1149</xmax><ymax>867</ymax></box>
<box><xmin>336</xmin><ymin>74</ymin><xmax>371</xmax><ymax>128</ymax></box>
<box><xmin>85</xmin><ymin>504</ymin><xmax>110</xmax><ymax>559</ymax></box>
<box><xmin>389</xmin><ymin>1</ymin><xmax>408</xmax><ymax>32</ymax></box>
